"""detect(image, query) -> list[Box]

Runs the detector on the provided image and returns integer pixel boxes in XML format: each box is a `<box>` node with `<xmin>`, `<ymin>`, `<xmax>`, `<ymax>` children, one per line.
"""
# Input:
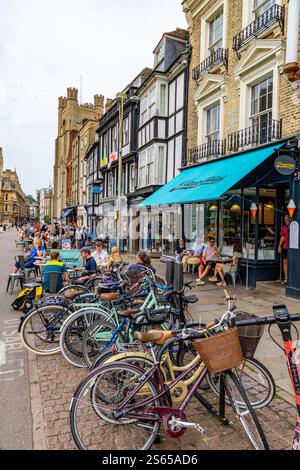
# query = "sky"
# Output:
<box><xmin>0</xmin><ymin>0</ymin><xmax>187</xmax><ymax>196</ymax></box>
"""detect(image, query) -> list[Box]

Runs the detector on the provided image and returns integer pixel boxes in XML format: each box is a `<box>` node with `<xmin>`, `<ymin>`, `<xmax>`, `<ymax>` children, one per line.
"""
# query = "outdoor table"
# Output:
<box><xmin>220</xmin><ymin>257</ymin><xmax>233</xmax><ymax>264</ymax></box>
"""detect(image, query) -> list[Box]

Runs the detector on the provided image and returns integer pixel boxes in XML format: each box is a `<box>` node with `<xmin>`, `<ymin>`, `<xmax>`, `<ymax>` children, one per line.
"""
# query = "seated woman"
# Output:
<box><xmin>127</xmin><ymin>251</ymin><xmax>156</xmax><ymax>274</ymax></box>
<box><xmin>175</xmin><ymin>239</ymin><xmax>186</xmax><ymax>263</ymax></box>
<box><xmin>12</xmin><ymin>240</ymin><xmax>46</xmax><ymax>273</ymax></box>
<box><xmin>107</xmin><ymin>247</ymin><xmax>123</xmax><ymax>270</ymax></box>
<box><xmin>210</xmin><ymin>241</ymin><xmax>243</xmax><ymax>287</ymax></box>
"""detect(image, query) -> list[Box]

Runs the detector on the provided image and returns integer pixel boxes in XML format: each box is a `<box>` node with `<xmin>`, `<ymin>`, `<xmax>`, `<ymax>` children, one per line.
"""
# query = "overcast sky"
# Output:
<box><xmin>0</xmin><ymin>0</ymin><xmax>186</xmax><ymax>196</ymax></box>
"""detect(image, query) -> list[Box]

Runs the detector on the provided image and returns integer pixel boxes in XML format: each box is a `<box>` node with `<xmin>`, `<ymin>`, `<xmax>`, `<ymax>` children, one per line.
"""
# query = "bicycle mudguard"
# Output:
<box><xmin>104</xmin><ymin>352</ymin><xmax>154</xmax><ymax>365</ymax></box>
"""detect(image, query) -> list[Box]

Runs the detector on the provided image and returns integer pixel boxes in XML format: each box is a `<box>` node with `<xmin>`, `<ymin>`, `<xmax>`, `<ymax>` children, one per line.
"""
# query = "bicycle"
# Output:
<box><xmin>70</xmin><ymin>300</ymin><xmax>269</xmax><ymax>451</ymax></box>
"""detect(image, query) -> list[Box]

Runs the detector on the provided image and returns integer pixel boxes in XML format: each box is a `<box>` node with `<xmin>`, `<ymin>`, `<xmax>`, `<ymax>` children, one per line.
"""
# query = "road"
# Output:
<box><xmin>0</xmin><ymin>229</ymin><xmax>33</xmax><ymax>450</ymax></box>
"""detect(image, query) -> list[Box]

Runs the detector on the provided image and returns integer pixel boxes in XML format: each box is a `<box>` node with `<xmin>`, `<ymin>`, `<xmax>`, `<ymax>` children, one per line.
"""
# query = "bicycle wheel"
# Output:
<box><xmin>59</xmin><ymin>309</ymin><xmax>109</xmax><ymax>368</ymax></box>
<box><xmin>83</xmin><ymin>320</ymin><xmax>125</xmax><ymax>368</ymax></box>
<box><xmin>207</xmin><ymin>357</ymin><xmax>275</xmax><ymax>409</ymax></box>
<box><xmin>20</xmin><ymin>305</ymin><xmax>68</xmax><ymax>355</ymax></box>
<box><xmin>70</xmin><ymin>363</ymin><xmax>161</xmax><ymax>450</ymax></box>
<box><xmin>224</xmin><ymin>370</ymin><xmax>269</xmax><ymax>450</ymax></box>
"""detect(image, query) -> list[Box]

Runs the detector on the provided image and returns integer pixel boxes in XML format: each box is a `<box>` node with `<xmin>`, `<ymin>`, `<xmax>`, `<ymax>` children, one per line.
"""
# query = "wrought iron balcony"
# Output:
<box><xmin>192</xmin><ymin>48</ymin><xmax>228</xmax><ymax>81</ymax></box>
<box><xmin>227</xmin><ymin>119</ymin><xmax>282</xmax><ymax>153</ymax></box>
<box><xmin>185</xmin><ymin>140</ymin><xmax>226</xmax><ymax>166</ymax></box>
<box><xmin>233</xmin><ymin>4</ymin><xmax>285</xmax><ymax>56</ymax></box>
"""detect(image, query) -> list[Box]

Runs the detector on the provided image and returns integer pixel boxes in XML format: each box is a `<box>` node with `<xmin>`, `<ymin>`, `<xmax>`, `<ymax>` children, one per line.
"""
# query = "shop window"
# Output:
<box><xmin>257</xmin><ymin>188</ymin><xmax>276</xmax><ymax>260</ymax></box>
<box><xmin>243</xmin><ymin>188</ymin><xmax>257</xmax><ymax>259</ymax></box>
<box><xmin>219</xmin><ymin>191</ymin><xmax>242</xmax><ymax>256</ymax></box>
<box><xmin>123</xmin><ymin>118</ymin><xmax>129</xmax><ymax>146</ymax></box>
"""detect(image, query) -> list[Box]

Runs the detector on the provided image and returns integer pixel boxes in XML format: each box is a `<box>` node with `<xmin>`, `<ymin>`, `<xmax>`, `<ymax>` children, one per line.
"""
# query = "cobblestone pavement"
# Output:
<box><xmin>32</xmin><ymin>351</ymin><xmax>295</xmax><ymax>450</ymax></box>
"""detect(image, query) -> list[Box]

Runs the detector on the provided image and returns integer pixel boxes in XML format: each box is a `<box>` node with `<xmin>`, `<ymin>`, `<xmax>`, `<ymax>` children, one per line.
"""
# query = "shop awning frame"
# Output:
<box><xmin>60</xmin><ymin>208</ymin><xmax>74</xmax><ymax>219</ymax></box>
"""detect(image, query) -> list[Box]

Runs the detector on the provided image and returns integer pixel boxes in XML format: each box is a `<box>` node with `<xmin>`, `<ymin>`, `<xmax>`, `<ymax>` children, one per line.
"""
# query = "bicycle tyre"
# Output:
<box><xmin>207</xmin><ymin>357</ymin><xmax>276</xmax><ymax>410</ymax></box>
<box><xmin>82</xmin><ymin>320</ymin><xmax>125</xmax><ymax>368</ymax></box>
<box><xmin>224</xmin><ymin>369</ymin><xmax>269</xmax><ymax>450</ymax></box>
<box><xmin>20</xmin><ymin>304</ymin><xmax>68</xmax><ymax>355</ymax></box>
<box><xmin>59</xmin><ymin>309</ymin><xmax>110</xmax><ymax>368</ymax></box>
<box><xmin>70</xmin><ymin>362</ymin><xmax>161</xmax><ymax>450</ymax></box>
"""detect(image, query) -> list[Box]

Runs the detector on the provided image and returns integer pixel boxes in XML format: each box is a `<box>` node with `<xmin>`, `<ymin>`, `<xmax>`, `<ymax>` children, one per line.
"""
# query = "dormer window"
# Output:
<box><xmin>155</xmin><ymin>43</ymin><xmax>164</xmax><ymax>66</ymax></box>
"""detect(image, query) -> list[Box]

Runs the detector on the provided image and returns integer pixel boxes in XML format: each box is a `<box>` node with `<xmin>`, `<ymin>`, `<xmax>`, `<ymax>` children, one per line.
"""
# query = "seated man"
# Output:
<box><xmin>12</xmin><ymin>240</ymin><xmax>46</xmax><ymax>273</ymax></box>
<box><xmin>43</xmin><ymin>252</ymin><xmax>69</xmax><ymax>293</ymax></box>
<box><xmin>75</xmin><ymin>247</ymin><xmax>97</xmax><ymax>283</ymax></box>
<box><xmin>196</xmin><ymin>237</ymin><xmax>221</xmax><ymax>286</ymax></box>
<box><xmin>182</xmin><ymin>238</ymin><xmax>205</xmax><ymax>273</ymax></box>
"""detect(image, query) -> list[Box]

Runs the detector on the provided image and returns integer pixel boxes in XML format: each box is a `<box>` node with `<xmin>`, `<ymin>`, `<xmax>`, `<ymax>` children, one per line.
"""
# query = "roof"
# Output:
<box><xmin>153</xmin><ymin>27</ymin><xmax>189</xmax><ymax>52</ymax></box>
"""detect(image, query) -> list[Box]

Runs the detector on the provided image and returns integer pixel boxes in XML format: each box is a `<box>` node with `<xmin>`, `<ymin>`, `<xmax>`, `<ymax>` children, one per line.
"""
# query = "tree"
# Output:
<box><xmin>44</xmin><ymin>216</ymin><xmax>51</xmax><ymax>225</ymax></box>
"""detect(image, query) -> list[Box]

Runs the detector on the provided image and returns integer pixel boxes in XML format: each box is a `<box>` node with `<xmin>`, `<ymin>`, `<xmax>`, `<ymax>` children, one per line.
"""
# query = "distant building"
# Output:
<box><xmin>26</xmin><ymin>195</ymin><xmax>38</xmax><ymax>223</ymax></box>
<box><xmin>0</xmin><ymin>147</ymin><xmax>27</xmax><ymax>225</ymax></box>
<box><xmin>37</xmin><ymin>187</ymin><xmax>53</xmax><ymax>224</ymax></box>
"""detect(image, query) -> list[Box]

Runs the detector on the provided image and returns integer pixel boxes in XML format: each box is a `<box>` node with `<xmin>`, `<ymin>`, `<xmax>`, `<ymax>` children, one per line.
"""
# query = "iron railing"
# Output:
<box><xmin>233</xmin><ymin>4</ymin><xmax>285</xmax><ymax>55</ymax></box>
<box><xmin>227</xmin><ymin>119</ymin><xmax>282</xmax><ymax>153</ymax></box>
<box><xmin>185</xmin><ymin>140</ymin><xmax>226</xmax><ymax>166</ymax></box>
<box><xmin>192</xmin><ymin>48</ymin><xmax>228</xmax><ymax>80</ymax></box>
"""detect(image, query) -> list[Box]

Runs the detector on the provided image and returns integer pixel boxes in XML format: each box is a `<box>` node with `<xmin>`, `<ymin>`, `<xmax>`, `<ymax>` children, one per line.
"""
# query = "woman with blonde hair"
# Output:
<box><xmin>107</xmin><ymin>246</ymin><xmax>123</xmax><ymax>269</ymax></box>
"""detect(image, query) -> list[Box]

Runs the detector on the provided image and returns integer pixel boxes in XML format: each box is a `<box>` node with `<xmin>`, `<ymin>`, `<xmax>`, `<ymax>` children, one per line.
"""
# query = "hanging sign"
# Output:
<box><xmin>290</xmin><ymin>221</ymin><xmax>299</xmax><ymax>250</ymax></box>
<box><xmin>274</xmin><ymin>155</ymin><xmax>296</xmax><ymax>176</ymax></box>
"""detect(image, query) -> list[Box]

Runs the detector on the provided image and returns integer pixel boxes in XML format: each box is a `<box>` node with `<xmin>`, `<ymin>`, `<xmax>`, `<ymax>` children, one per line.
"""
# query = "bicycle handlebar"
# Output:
<box><xmin>235</xmin><ymin>313</ymin><xmax>300</xmax><ymax>327</ymax></box>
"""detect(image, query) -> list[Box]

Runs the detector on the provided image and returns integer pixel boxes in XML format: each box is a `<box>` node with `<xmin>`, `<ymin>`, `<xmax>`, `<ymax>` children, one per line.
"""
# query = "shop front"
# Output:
<box><xmin>140</xmin><ymin>140</ymin><xmax>294</xmax><ymax>288</ymax></box>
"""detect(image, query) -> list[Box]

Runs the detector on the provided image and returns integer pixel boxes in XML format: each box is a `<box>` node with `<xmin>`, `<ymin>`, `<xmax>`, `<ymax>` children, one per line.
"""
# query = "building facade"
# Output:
<box><xmin>26</xmin><ymin>195</ymin><xmax>38</xmax><ymax>223</ymax></box>
<box><xmin>142</xmin><ymin>0</ymin><xmax>300</xmax><ymax>287</ymax></box>
<box><xmin>37</xmin><ymin>187</ymin><xmax>53</xmax><ymax>224</ymax></box>
<box><xmin>86</xmin><ymin>68</ymin><xmax>152</xmax><ymax>251</ymax></box>
<box><xmin>0</xmin><ymin>148</ymin><xmax>27</xmax><ymax>225</ymax></box>
<box><xmin>136</xmin><ymin>28</ymin><xmax>190</xmax><ymax>256</ymax></box>
<box><xmin>53</xmin><ymin>87</ymin><xmax>105</xmax><ymax>220</ymax></box>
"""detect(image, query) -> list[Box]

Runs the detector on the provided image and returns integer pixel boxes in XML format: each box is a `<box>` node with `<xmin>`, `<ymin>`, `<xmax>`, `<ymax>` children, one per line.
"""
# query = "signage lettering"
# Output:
<box><xmin>169</xmin><ymin>176</ymin><xmax>226</xmax><ymax>193</ymax></box>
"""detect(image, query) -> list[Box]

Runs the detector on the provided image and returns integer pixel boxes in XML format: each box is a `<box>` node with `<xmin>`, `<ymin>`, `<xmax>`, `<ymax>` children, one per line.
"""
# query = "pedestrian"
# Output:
<box><xmin>278</xmin><ymin>213</ymin><xmax>290</xmax><ymax>285</ymax></box>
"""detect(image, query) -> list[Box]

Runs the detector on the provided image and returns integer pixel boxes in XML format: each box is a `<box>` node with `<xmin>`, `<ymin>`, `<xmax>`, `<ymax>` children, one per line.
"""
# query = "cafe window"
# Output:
<box><xmin>219</xmin><ymin>191</ymin><xmax>242</xmax><ymax>256</ymax></box>
<box><xmin>242</xmin><ymin>188</ymin><xmax>257</xmax><ymax>260</ymax></box>
<box><xmin>258</xmin><ymin>188</ymin><xmax>276</xmax><ymax>260</ymax></box>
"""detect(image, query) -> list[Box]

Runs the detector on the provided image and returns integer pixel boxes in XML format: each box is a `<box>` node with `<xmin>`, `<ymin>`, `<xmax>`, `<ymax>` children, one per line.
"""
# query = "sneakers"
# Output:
<box><xmin>196</xmin><ymin>279</ymin><xmax>205</xmax><ymax>286</ymax></box>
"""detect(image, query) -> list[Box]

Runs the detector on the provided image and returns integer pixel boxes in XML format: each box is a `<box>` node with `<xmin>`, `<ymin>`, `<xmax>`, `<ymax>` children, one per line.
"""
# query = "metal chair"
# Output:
<box><xmin>15</xmin><ymin>255</ymin><xmax>36</xmax><ymax>280</ymax></box>
<box><xmin>225</xmin><ymin>257</ymin><xmax>243</xmax><ymax>288</ymax></box>
<box><xmin>6</xmin><ymin>273</ymin><xmax>25</xmax><ymax>295</ymax></box>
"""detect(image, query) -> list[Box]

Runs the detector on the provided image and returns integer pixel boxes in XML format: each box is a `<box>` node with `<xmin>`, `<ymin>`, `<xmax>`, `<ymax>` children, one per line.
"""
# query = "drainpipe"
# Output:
<box><xmin>283</xmin><ymin>0</ymin><xmax>300</xmax><ymax>81</ymax></box>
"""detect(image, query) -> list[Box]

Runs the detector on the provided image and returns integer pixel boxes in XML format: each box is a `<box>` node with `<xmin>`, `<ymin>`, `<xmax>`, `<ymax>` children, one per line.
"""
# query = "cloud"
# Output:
<box><xmin>0</xmin><ymin>0</ymin><xmax>186</xmax><ymax>195</ymax></box>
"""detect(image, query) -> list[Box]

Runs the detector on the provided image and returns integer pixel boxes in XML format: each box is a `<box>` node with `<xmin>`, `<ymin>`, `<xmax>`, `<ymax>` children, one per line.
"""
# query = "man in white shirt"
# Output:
<box><xmin>92</xmin><ymin>241</ymin><xmax>109</xmax><ymax>268</ymax></box>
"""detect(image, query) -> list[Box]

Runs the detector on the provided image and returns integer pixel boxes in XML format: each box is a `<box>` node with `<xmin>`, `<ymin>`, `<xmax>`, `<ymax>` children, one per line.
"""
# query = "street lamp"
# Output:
<box><xmin>115</xmin><ymin>91</ymin><xmax>127</xmax><ymax>250</ymax></box>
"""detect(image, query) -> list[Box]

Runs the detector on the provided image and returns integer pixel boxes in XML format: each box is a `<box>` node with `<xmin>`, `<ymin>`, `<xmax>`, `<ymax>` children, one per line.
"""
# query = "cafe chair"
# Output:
<box><xmin>225</xmin><ymin>257</ymin><xmax>243</xmax><ymax>288</ymax></box>
<box><xmin>6</xmin><ymin>273</ymin><xmax>25</xmax><ymax>295</ymax></box>
<box><xmin>15</xmin><ymin>255</ymin><xmax>36</xmax><ymax>281</ymax></box>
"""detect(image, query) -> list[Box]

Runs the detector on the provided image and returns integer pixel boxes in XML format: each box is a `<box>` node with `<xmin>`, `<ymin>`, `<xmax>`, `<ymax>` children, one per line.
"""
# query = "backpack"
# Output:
<box><xmin>12</xmin><ymin>286</ymin><xmax>43</xmax><ymax>313</ymax></box>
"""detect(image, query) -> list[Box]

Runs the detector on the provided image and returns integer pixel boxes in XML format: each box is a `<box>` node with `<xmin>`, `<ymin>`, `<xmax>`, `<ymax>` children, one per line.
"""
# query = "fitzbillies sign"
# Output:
<box><xmin>274</xmin><ymin>153</ymin><xmax>296</xmax><ymax>176</ymax></box>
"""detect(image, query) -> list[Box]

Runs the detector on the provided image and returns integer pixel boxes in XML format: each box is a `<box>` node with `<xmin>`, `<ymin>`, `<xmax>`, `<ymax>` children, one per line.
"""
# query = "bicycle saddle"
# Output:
<box><xmin>134</xmin><ymin>330</ymin><xmax>174</xmax><ymax>345</ymax></box>
<box><xmin>182</xmin><ymin>295</ymin><xmax>198</xmax><ymax>304</ymax></box>
<box><xmin>119</xmin><ymin>307</ymin><xmax>141</xmax><ymax>318</ymax></box>
<box><xmin>100</xmin><ymin>292</ymin><xmax>120</xmax><ymax>302</ymax></box>
<box><xmin>64</xmin><ymin>290</ymin><xmax>85</xmax><ymax>301</ymax></box>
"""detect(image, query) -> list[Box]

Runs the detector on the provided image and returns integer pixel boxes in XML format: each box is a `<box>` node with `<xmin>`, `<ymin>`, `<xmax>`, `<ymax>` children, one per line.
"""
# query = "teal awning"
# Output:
<box><xmin>139</xmin><ymin>142</ymin><xmax>285</xmax><ymax>207</ymax></box>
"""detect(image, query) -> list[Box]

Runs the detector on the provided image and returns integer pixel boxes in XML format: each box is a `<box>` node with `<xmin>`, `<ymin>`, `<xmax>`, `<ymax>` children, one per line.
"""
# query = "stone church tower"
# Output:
<box><xmin>53</xmin><ymin>88</ymin><xmax>104</xmax><ymax>219</ymax></box>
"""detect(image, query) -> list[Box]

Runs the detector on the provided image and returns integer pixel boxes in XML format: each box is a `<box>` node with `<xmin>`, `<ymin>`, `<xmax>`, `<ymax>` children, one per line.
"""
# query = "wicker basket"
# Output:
<box><xmin>194</xmin><ymin>327</ymin><xmax>243</xmax><ymax>373</ymax></box>
<box><xmin>236</xmin><ymin>311</ymin><xmax>265</xmax><ymax>359</ymax></box>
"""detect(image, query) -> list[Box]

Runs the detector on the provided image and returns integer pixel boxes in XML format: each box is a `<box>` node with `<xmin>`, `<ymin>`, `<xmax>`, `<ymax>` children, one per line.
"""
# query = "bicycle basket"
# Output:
<box><xmin>194</xmin><ymin>327</ymin><xmax>243</xmax><ymax>373</ymax></box>
<box><xmin>236</xmin><ymin>311</ymin><xmax>265</xmax><ymax>359</ymax></box>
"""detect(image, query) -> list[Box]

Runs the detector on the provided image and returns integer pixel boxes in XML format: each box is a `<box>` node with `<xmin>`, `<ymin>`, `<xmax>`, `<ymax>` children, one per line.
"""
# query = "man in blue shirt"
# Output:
<box><xmin>75</xmin><ymin>247</ymin><xmax>97</xmax><ymax>283</ymax></box>
<box><xmin>43</xmin><ymin>252</ymin><xmax>68</xmax><ymax>293</ymax></box>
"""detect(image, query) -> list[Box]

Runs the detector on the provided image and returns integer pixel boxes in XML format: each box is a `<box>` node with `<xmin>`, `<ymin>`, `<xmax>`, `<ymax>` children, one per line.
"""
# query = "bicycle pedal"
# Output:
<box><xmin>171</xmin><ymin>418</ymin><xmax>205</xmax><ymax>433</ymax></box>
